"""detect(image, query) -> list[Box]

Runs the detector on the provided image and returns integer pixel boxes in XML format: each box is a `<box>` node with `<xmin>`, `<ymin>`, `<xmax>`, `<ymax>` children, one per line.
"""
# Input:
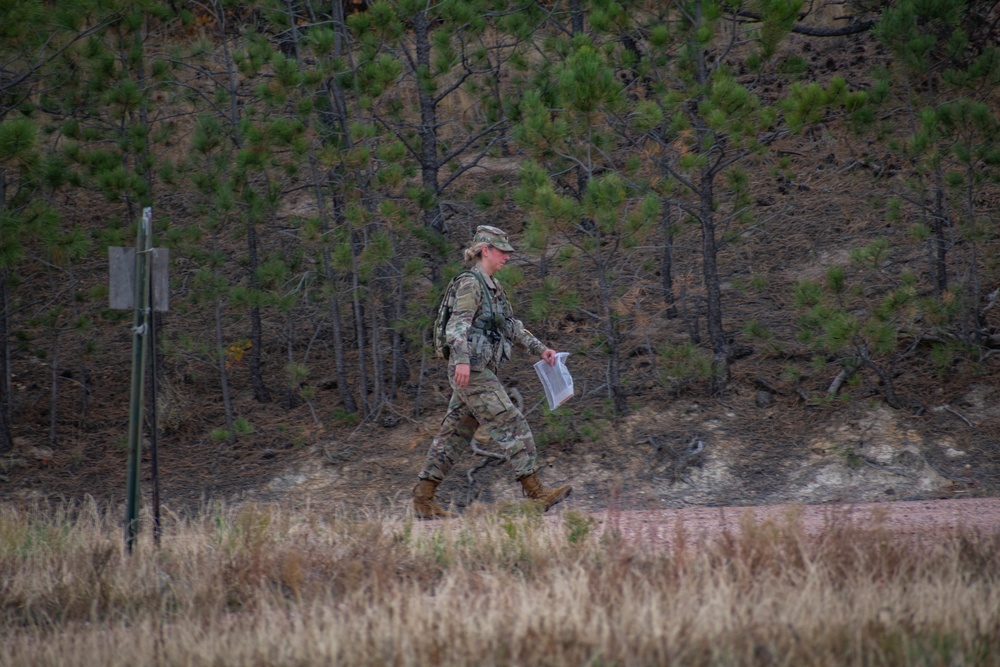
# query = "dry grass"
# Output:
<box><xmin>1</xmin><ymin>500</ymin><xmax>998</xmax><ymax>667</ymax></box>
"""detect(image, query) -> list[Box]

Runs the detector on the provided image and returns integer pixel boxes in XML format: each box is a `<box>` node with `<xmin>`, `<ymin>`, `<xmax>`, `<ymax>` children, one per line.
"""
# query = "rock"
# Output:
<box><xmin>755</xmin><ymin>391</ymin><xmax>773</xmax><ymax>408</ymax></box>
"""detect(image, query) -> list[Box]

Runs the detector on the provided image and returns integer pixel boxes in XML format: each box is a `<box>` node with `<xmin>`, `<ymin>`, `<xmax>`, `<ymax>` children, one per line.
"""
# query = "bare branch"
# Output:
<box><xmin>827</xmin><ymin>366</ymin><xmax>857</xmax><ymax>396</ymax></box>
<box><xmin>653</xmin><ymin>151</ymin><xmax>698</xmax><ymax>194</ymax></box>
<box><xmin>371</xmin><ymin>113</ymin><xmax>422</xmax><ymax>162</ymax></box>
<box><xmin>940</xmin><ymin>405</ymin><xmax>974</xmax><ymax>428</ymax></box>
<box><xmin>981</xmin><ymin>288</ymin><xmax>999</xmax><ymax>317</ymax></box>
<box><xmin>437</xmin><ymin>133</ymin><xmax>507</xmax><ymax>192</ymax></box>
<box><xmin>730</xmin><ymin>10</ymin><xmax>877</xmax><ymax>37</ymax></box>
<box><xmin>1</xmin><ymin>11</ymin><xmax>123</xmax><ymax>114</ymax></box>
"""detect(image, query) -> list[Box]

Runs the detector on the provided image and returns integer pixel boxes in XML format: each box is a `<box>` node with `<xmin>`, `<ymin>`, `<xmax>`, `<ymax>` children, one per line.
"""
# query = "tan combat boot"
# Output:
<box><xmin>519</xmin><ymin>472</ymin><xmax>572</xmax><ymax>511</ymax></box>
<box><xmin>412</xmin><ymin>479</ymin><xmax>456</xmax><ymax>519</ymax></box>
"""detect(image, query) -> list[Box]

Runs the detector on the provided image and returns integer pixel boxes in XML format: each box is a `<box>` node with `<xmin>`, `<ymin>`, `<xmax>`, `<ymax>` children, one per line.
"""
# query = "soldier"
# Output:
<box><xmin>413</xmin><ymin>225</ymin><xmax>573</xmax><ymax>519</ymax></box>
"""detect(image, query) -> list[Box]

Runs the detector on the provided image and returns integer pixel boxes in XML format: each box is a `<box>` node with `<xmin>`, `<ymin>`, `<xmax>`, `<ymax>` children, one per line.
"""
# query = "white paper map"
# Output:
<box><xmin>533</xmin><ymin>352</ymin><xmax>574</xmax><ymax>411</ymax></box>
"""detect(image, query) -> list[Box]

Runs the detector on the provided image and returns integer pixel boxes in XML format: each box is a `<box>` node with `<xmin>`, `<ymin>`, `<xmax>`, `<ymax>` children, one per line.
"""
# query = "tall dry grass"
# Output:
<box><xmin>1</xmin><ymin>499</ymin><xmax>998</xmax><ymax>666</ymax></box>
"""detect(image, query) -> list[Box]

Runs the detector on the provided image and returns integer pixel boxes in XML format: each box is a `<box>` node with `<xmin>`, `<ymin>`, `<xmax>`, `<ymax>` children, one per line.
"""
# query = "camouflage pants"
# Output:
<box><xmin>418</xmin><ymin>367</ymin><xmax>538</xmax><ymax>482</ymax></box>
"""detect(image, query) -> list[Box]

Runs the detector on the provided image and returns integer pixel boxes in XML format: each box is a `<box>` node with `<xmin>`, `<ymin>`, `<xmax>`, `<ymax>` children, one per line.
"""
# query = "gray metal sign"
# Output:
<box><xmin>109</xmin><ymin>246</ymin><xmax>170</xmax><ymax>312</ymax></box>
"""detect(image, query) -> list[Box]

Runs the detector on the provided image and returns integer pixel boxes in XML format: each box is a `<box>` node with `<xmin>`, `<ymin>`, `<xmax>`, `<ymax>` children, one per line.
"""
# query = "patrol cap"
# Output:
<box><xmin>472</xmin><ymin>225</ymin><xmax>515</xmax><ymax>252</ymax></box>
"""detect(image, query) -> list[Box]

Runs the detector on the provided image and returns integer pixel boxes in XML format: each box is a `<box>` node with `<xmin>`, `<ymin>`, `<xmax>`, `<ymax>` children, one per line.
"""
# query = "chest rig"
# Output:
<box><xmin>467</xmin><ymin>271</ymin><xmax>513</xmax><ymax>370</ymax></box>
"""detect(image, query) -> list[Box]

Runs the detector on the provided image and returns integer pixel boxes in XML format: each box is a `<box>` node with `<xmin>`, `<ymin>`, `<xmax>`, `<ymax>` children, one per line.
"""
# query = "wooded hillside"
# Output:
<box><xmin>1</xmin><ymin>0</ymin><xmax>998</xmax><ymax>504</ymax></box>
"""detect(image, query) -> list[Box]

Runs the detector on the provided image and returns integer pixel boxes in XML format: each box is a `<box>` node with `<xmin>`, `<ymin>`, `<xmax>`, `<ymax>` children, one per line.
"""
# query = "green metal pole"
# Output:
<box><xmin>148</xmin><ymin>251</ymin><xmax>162</xmax><ymax>548</ymax></box>
<box><xmin>125</xmin><ymin>208</ymin><xmax>152</xmax><ymax>554</ymax></box>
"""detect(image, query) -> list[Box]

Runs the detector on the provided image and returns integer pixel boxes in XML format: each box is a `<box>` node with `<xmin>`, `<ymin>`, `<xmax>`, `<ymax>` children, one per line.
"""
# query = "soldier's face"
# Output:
<box><xmin>481</xmin><ymin>245</ymin><xmax>510</xmax><ymax>275</ymax></box>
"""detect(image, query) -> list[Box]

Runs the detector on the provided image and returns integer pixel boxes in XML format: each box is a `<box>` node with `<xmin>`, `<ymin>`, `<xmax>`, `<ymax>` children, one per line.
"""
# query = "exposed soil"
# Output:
<box><xmin>3</xmin><ymin>350</ymin><xmax>999</xmax><ymax>532</ymax></box>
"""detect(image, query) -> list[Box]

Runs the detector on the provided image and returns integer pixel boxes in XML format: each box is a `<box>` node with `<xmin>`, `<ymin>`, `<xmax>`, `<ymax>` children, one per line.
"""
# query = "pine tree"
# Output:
<box><xmin>0</xmin><ymin>116</ymin><xmax>49</xmax><ymax>451</ymax></box>
<box><xmin>598</xmin><ymin>0</ymin><xmax>867</xmax><ymax>393</ymax></box>
<box><xmin>352</xmin><ymin>0</ymin><xmax>523</xmax><ymax>235</ymax></box>
<box><xmin>277</xmin><ymin>1</ymin><xmax>360</xmax><ymax>415</ymax></box>
<box><xmin>185</xmin><ymin>111</ymin><xmax>239</xmax><ymax>444</ymax></box>
<box><xmin>515</xmin><ymin>41</ymin><xmax>660</xmax><ymax>415</ymax></box>
<box><xmin>875</xmin><ymin>0</ymin><xmax>1000</xmax><ymax>350</ymax></box>
<box><xmin>793</xmin><ymin>240</ymin><xmax>919</xmax><ymax>409</ymax></box>
<box><xmin>0</xmin><ymin>0</ymin><xmax>124</xmax><ymax>449</ymax></box>
<box><xmin>57</xmin><ymin>3</ymin><xmax>180</xmax><ymax>428</ymax></box>
<box><xmin>173</xmin><ymin>0</ymin><xmax>280</xmax><ymax>406</ymax></box>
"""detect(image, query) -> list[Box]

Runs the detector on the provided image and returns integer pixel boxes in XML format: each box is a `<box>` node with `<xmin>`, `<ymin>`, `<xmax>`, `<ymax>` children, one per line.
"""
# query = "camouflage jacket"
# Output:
<box><xmin>446</xmin><ymin>265</ymin><xmax>547</xmax><ymax>371</ymax></box>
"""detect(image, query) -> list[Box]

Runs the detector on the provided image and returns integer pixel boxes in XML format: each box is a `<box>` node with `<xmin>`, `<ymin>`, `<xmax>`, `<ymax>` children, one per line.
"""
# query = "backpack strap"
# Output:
<box><xmin>460</xmin><ymin>269</ymin><xmax>494</xmax><ymax>334</ymax></box>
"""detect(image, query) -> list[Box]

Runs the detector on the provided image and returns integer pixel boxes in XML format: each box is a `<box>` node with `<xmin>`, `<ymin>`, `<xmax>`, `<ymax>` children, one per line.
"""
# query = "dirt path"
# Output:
<box><xmin>553</xmin><ymin>497</ymin><xmax>1000</xmax><ymax>548</ymax></box>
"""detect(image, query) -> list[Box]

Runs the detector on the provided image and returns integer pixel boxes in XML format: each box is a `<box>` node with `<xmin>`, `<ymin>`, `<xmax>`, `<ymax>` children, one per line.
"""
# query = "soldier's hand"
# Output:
<box><xmin>541</xmin><ymin>348</ymin><xmax>557</xmax><ymax>366</ymax></box>
<box><xmin>454</xmin><ymin>363</ymin><xmax>471</xmax><ymax>387</ymax></box>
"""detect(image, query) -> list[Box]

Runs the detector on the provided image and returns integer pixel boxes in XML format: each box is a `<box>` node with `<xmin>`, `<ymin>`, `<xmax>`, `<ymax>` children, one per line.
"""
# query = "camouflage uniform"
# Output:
<box><xmin>419</xmin><ymin>264</ymin><xmax>549</xmax><ymax>482</ymax></box>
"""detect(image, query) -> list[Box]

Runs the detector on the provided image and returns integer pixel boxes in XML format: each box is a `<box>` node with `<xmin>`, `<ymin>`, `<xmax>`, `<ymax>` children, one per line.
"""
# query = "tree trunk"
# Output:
<box><xmin>413</xmin><ymin>329</ymin><xmax>429</xmax><ymax>418</ymax></box>
<box><xmin>0</xmin><ymin>270</ymin><xmax>11</xmax><ymax>454</ymax></box>
<box><xmin>390</xmin><ymin>253</ymin><xmax>406</xmax><ymax>400</ymax></box>
<box><xmin>0</xmin><ymin>384</ymin><xmax>11</xmax><ymax>454</ymax></box>
<box><xmin>599</xmin><ymin>266</ymin><xmax>628</xmax><ymax>415</ymax></box>
<box><xmin>292</xmin><ymin>9</ymin><xmax>357</xmax><ymax>414</ymax></box>
<box><xmin>329</xmin><ymin>193</ymin><xmax>358</xmax><ymax>413</ymax></box>
<box><xmin>569</xmin><ymin>0</ymin><xmax>585</xmax><ymax>35</ymax></box>
<box><xmin>690</xmin><ymin>1</ymin><xmax>729</xmax><ymax>393</ymax></box>
<box><xmin>311</xmin><ymin>166</ymin><xmax>356</xmax><ymax>413</ymax></box>
<box><xmin>246</xmin><ymin>217</ymin><xmax>271</xmax><ymax>403</ymax></box>
<box><xmin>378</xmin><ymin>230</ymin><xmax>406</xmax><ymax>401</ymax></box>
<box><xmin>214</xmin><ymin>293</ymin><xmax>236</xmax><ymax>445</ymax></box>
<box><xmin>325</xmin><ymin>244</ymin><xmax>356</xmax><ymax>413</ymax></box>
<box><xmin>0</xmin><ymin>169</ymin><xmax>12</xmax><ymax>445</ymax></box>
<box><xmin>69</xmin><ymin>267</ymin><xmax>88</xmax><ymax>420</ymax></box>
<box><xmin>48</xmin><ymin>331</ymin><xmax>60</xmax><ymax>445</ymax></box>
<box><xmin>211</xmin><ymin>228</ymin><xmax>236</xmax><ymax>444</ymax></box>
<box><xmin>217</xmin><ymin>0</ymin><xmax>270</xmax><ymax>404</ymax></box>
<box><xmin>964</xmin><ymin>163</ymin><xmax>983</xmax><ymax>339</ymax></box>
<box><xmin>591</xmin><ymin>207</ymin><xmax>628</xmax><ymax>414</ymax></box>
<box><xmin>369</xmin><ymin>275</ymin><xmax>383</xmax><ymax>412</ymax></box>
<box><xmin>284</xmin><ymin>307</ymin><xmax>297</xmax><ymax>410</ymax></box>
<box><xmin>661</xmin><ymin>197</ymin><xmax>678</xmax><ymax>319</ymax></box>
<box><xmin>413</xmin><ymin>10</ymin><xmax>444</xmax><ymax>232</ymax></box>
<box><xmin>350</xmin><ymin>231</ymin><xmax>370</xmax><ymax>415</ymax></box>
<box><xmin>699</xmin><ymin>167</ymin><xmax>730</xmax><ymax>392</ymax></box>
<box><xmin>932</xmin><ymin>165</ymin><xmax>948</xmax><ymax>296</ymax></box>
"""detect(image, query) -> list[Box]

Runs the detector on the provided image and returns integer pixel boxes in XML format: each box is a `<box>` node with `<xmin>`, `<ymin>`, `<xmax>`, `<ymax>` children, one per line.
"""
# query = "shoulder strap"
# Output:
<box><xmin>457</xmin><ymin>269</ymin><xmax>494</xmax><ymax>331</ymax></box>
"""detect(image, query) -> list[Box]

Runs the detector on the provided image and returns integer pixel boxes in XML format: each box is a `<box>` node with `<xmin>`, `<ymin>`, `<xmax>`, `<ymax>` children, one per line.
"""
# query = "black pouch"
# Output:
<box><xmin>467</xmin><ymin>332</ymin><xmax>490</xmax><ymax>371</ymax></box>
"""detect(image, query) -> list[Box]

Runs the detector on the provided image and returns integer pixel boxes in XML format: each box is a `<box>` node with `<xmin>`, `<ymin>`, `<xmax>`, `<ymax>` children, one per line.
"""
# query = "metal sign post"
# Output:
<box><xmin>147</xmin><ymin>257</ymin><xmax>162</xmax><ymax>548</ymax></box>
<box><xmin>124</xmin><ymin>209</ymin><xmax>151</xmax><ymax>553</ymax></box>
<box><xmin>110</xmin><ymin>207</ymin><xmax>169</xmax><ymax>553</ymax></box>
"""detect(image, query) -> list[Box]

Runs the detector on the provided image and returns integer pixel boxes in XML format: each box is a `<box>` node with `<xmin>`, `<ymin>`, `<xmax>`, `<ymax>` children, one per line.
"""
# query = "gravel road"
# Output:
<box><xmin>575</xmin><ymin>497</ymin><xmax>1000</xmax><ymax>548</ymax></box>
